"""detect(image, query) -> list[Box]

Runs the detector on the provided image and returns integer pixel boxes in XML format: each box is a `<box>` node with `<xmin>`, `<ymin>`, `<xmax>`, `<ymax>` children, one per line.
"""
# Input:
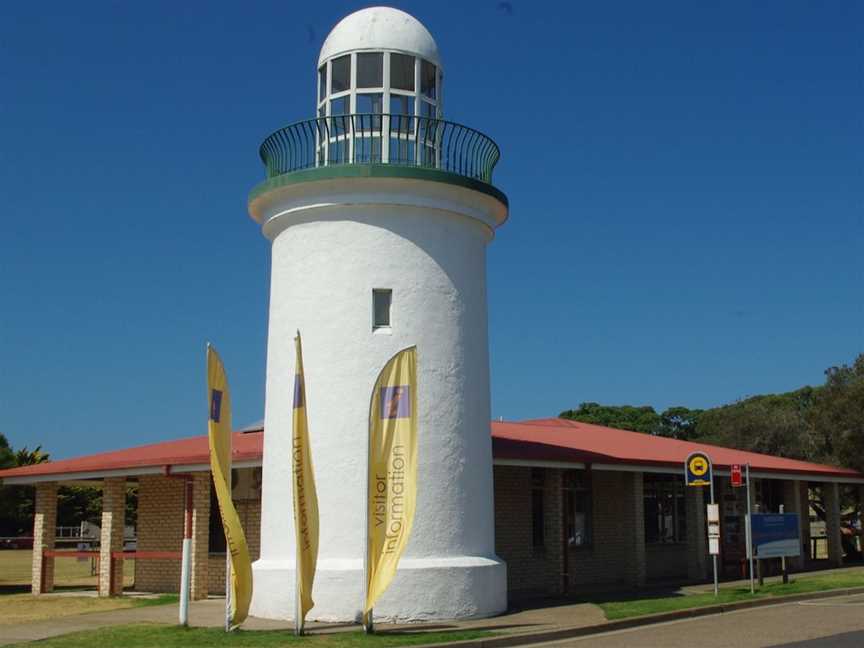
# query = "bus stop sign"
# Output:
<box><xmin>685</xmin><ymin>452</ymin><xmax>712</xmax><ymax>487</ymax></box>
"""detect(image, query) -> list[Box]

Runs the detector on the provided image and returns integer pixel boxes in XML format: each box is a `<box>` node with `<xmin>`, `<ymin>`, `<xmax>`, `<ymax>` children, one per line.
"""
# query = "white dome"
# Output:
<box><xmin>318</xmin><ymin>7</ymin><xmax>441</xmax><ymax>68</ymax></box>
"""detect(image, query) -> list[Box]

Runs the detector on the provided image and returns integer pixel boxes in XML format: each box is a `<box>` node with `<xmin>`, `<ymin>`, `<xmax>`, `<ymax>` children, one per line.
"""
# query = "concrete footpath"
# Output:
<box><xmin>2</xmin><ymin>566</ymin><xmax>863</xmax><ymax>646</ymax></box>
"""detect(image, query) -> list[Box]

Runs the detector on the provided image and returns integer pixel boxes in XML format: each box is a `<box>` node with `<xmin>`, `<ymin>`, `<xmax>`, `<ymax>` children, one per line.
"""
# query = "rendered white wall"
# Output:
<box><xmin>249</xmin><ymin>178</ymin><xmax>507</xmax><ymax>621</ymax></box>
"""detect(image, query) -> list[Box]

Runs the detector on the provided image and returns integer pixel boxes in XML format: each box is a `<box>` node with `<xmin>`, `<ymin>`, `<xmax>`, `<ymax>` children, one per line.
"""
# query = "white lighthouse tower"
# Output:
<box><xmin>249</xmin><ymin>7</ymin><xmax>508</xmax><ymax>621</ymax></box>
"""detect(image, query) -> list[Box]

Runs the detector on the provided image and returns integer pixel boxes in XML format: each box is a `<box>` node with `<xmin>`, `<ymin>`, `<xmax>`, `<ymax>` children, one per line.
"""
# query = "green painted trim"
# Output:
<box><xmin>248</xmin><ymin>164</ymin><xmax>509</xmax><ymax>208</ymax></box>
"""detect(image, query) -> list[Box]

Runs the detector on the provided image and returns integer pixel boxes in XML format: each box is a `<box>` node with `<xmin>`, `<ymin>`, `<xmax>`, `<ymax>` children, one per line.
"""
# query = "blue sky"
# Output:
<box><xmin>1</xmin><ymin>1</ymin><xmax>861</xmax><ymax>459</ymax></box>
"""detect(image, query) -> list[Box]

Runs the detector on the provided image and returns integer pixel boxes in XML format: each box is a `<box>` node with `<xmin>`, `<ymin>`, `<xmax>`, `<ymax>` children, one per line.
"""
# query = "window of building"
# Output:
<box><xmin>390</xmin><ymin>95</ymin><xmax>414</xmax><ymax>117</ymax></box>
<box><xmin>357</xmin><ymin>52</ymin><xmax>383</xmax><ymax>88</ymax></box>
<box><xmin>318</xmin><ymin>65</ymin><xmax>327</xmax><ymax>103</ymax></box>
<box><xmin>563</xmin><ymin>470</ymin><xmax>592</xmax><ymax>548</ymax></box>
<box><xmin>644</xmin><ymin>475</ymin><xmax>687</xmax><ymax>544</ymax></box>
<box><xmin>373</xmin><ymin>289</ymin><xmax>392</xmax><ymax>329</ymax></box>
<box><xmin>390</xmin><ymin>53</ymin><xmax>415</xmax><ymax>91</ymax></box>
<box><xmin>531</xmin><ymin>468</ymin><xmax>545</xmax><ymax>551</ymax></box>
<box><xmin>331</xmin><ymin>55</ymin><xmax>351</xmax><ymax>93</ymax></box>
<box><xmin>421</xmin><ymin>59</ymin><xmax>436</xmax><ymax>99</ymax></box>
<box><xmin>208</xmin><ymin>476</ymin><xmax>227</xmax><ymax>553</ymax></box>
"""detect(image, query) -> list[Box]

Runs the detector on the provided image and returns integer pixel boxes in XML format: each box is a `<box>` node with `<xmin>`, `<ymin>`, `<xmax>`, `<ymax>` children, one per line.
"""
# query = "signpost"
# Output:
<box><xmin>731</xmin><ymin>464</ymin><xmax>743</xmax><ymax>488</ymax></box>
<box><xmin>685</xmin><ymin>452</ymin><xmax>718</xmax><ymax>596</ymax></box>
<box><xmin>750</xmin><ymin>513</ymin><xmax>801</xmax><ymax>559</ymax></box>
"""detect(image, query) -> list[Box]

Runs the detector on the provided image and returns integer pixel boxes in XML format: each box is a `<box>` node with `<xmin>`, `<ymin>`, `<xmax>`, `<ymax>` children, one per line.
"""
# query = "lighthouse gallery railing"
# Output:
<box><xmin>259</xmin><ymin>114</ymin><xmax>501</xmax><ymax>184</ymax></box>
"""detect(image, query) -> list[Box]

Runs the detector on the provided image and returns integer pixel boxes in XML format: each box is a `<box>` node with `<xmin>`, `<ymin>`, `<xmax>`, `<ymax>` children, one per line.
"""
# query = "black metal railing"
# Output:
<box><xmin>259</xmin><ymin>114</ymin><xmax>501</xmax><ymax>184</ymax></box>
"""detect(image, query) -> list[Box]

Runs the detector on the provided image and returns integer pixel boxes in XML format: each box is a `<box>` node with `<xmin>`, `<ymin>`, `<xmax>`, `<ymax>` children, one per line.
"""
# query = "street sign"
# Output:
<box><xmin>685</xmin><ymin>452</ymin><xmax>712</xmax><ymax>487</ymax></box>
<box><xmin>750</xmin><ymin>513</ymin><xmax>801</xmax><ymax>559</ymax></box>
<box><xmin>731</xmin><ymin>464</ymin><xmax>743</xmax><ymax>487</ymax></box>
<box><xmin>707</xmin><ymin>504</ymin><xmax>720</xmax><ymax>555</ymax></box>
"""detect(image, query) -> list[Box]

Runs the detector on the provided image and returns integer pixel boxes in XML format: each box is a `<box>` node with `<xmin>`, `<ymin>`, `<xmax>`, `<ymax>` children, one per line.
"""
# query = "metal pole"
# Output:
<box><xmin>746</xmin><ymin>463</ymin><xmax>755</xmax><ymax>594</ymax></box>
<box><xmin>779</xmin><ymin>504</ymin><xmax>788</xmax><ymax>584</ymax></box>
<box><xmin>295</xmin><ymin>542</ymin><xmax>303</xmax><ymax>635</ymax></box>
<box><xmin>711</xmin><ymin>474</ymin><xmax>718</xmax><ymax>597</ymax></box>
<box><xmin>179</xmin><ymin>479</ymin><xmax>193</xmax><ymax>626</ymax></box>
<box><xmin>225</xmin><ymin>443</ymin><xmax>232</xmax><ymax>632</ymax></box>
<box><xmin>363</xmin><ymin>385</ymin><xmax>373</xmax><ymax>635</ymax></box>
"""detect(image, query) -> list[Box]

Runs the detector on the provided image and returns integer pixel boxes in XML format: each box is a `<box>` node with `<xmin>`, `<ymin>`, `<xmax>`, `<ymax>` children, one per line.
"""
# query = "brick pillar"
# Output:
<box><xmin>191</xmin><ymin>472</ymin><xmax>211</xmax><ymax>600</ymax></box>
<box><xmin>31</xmin><ymin>483</ymin><xmax>58</xmax><ymax>595</ymax></box>
<box><xmin>625</xmin><ymin>472</ymin><xmax>646</xmax><ymax>588</ymax></box>
<box><xmin>99</xmin><ymin>477</ymin><xmax>126</xmax><ymax>596</ymax></box>
<box><xmin>686</xmin><ymin>485</ymin><xmax>707</xmax><ymax>580</ymax></box>
<box><xmin>824</xmin><ymin>482</ymin><xmax>844</xmax><ymax>567</ymax></box>
<box><xmin>782</xmin><ymin>480</ymin><xmax>805</xmax><ymax>571</ymax></box>
<box><xmin>798</xmin><ymin>482</ymin><xmax>810</xmax><ymax>563</ymax></box>
<box><xmin>547</xmin><ymin>469</ymin><xmax>564</xmax><ymax>596</ymax></box>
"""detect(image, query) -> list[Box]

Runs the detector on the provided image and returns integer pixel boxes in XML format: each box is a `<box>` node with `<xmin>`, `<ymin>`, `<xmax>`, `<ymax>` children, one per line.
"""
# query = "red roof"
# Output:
<box><xmin>494</xmin><ymin>418</ymin><xmax>862</xmax><ymax>478</ymax></box>
<box><xmin>1</xmin><ymin>418</ymin><xmax>860</xmax><ymax>482</ymax></box>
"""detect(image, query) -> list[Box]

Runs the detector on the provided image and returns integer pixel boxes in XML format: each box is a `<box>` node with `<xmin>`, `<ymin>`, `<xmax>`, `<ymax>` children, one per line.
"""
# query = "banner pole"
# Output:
<box><xmin>225</xmin><ymin>432</ymin><xmax>232</xmax><ymax>633</ymax></box>
<box><xmin>746</xmin><ymin>463</ymin><xmax>755</xmax><ymax>594</ymax></box>
<box><xmin>363</xmin><ymin>377</ymin><xmax>373</xmax><ymax>635</ymax></box>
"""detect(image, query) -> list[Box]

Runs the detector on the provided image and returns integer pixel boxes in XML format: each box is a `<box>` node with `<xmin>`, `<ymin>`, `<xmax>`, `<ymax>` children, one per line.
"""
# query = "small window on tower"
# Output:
<box><xmin>373</xmin><ymin>289</ymin><xmax>392</xmax><ymax>330</ymax></box>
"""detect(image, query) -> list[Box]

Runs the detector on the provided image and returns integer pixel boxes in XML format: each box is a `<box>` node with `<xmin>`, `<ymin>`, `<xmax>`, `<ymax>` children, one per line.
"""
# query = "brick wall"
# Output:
<box><xmin>135</xmin><ymin>471</ymin><xmax>261</xmax><ymax>594</ymax></box>
<box><xmin>207</xmin><ymin>498</ymin><xmax>261</xmax><ymax>596</ymax></box>
<box><xmin>568</xmin><ymin>471</ymin><xmax>647</xmax><ymax>590</ymax></box>
<box><xmin>493</xmin><ymin>466</ymin><xmax>563</xmax><ymax>600</ymax></box>
<box><xmin>135</xmin><ymin>474</ymin><xmax>185</xmax><ymax>592</ymax></box>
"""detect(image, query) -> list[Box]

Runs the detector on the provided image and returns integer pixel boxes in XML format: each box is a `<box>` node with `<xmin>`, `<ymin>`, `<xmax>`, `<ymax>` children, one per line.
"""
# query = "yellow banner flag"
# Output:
<box><xmin>206</xmin><ymin>345</ymin><xmax>253</xmax><ymax>627</ymax></box>
<box><xmin>292</xmin><ymin>332</ymin><xmax>319</xmax><ymax>628</ymax></box>
<box><xmin>364</xmin><ymin>346</ymin><xmax>418</xmax><ymax>620</ymax></box>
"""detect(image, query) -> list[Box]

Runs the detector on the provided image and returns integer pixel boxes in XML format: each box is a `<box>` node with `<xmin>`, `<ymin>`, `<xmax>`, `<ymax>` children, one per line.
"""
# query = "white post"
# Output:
<box><xmin>746</xmin><ymin>463</ymin><xmax>755</xmax><ymax>594</ymax></box>
<box><xmin>179</xmin><ymin>478</ymin><xmax>193</xmax><ymax>626</ymax></box>
<box><xmin>710</xmin><ymin>475</ymin><xmax>718</xmax><ymax>597</ymax></box>
<box><xmin>179</xmin><ymin>538</ymin><xmax>192</xmax><ymax>624</ymax></box>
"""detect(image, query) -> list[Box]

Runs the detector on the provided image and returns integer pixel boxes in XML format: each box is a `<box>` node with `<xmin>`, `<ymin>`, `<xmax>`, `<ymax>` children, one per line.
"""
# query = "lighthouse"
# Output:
<box><xmin>249</xmin><ymin>7</ymin><xmax>508</xmax><ymax>621</ymax></box>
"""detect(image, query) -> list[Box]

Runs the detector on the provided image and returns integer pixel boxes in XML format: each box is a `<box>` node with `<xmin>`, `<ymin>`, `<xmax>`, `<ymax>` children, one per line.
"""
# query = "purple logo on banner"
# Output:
<box><xmin>293</xmin><ymin>375</ymin><xmax>304</xmax><ymax>409</ymax></box>
<box><xmin>380</xmin><ymin>385</ymin><xmax>410</xmax><ymax>419</ymax></box>
<box><xmin>210</xmin><ymin>389</ymin><xmax>223</xmax><ymax>422</ymax></box>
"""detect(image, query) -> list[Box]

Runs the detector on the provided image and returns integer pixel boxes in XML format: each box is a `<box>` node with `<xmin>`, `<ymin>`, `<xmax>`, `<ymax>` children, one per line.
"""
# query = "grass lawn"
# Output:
<box><xmin>0</xmin><ymin>550</ymin><xmax>135</xmax><ymax>589</ymax></box>
<box><xmin>19</xmin><ymin>624</ymin><xmax>493</xmax><ymax>648</ymax></box>
<box><xmin>598</xmin><ymin>571</ymin><xmax>864</xmax><ymax>620</ymax></box>
<box><xmin>0</xmin><ymin>593</ymin><xmax>178</xmax><ymax>625</ymax></box>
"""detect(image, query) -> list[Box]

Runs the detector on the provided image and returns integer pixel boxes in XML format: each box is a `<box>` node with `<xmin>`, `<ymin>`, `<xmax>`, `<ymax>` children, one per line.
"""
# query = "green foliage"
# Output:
<box><xmin>14</xmin><ymin>445</ymin><xmax>50</xmax><ymax>466</ymax></box>
<box><xmin>808</xmin><ymin>355</ymin><xmax>864</xmax><ymax>472</ymax></box>
<box><xmin>559</xmin><ymin>403</ymin><xmax>703</xmax><ymax>440</ymax></box>
<box><xmin>560</xmin><ymin>402</ymin><xmax>661</xmax><ymax>434</ymax></box>
<box><xmin>0</xmin><ymin>433</ymin><xmax>14</xmax><ymax>469</ymax></box>
<box><xmin>560</xmin><ymin>353</ymin><xmax>863</xmax><ymax>471</ymax></box>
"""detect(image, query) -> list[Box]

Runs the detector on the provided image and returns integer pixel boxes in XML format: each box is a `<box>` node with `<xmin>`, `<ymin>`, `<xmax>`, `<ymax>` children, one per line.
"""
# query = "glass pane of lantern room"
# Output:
<box><xmin>331</xmin><ymin>55</ymin><xmax>351</xmax><ymax>93</ymax></box>
<box><xmin>318</xmin><ymin>65</ymin><xmax>327</xmax><ymax>102</ymax></box>
<box><xmin>421</xmin><ymin>60</ymin><xmax>436</xmax><ymax>99</ymax></box>
<box><xmin>390</xmin><ymin>54</ymin><xmax>415</xmax><ymax>91</ymax></box>
<box><xmin>357</xmin><ymin>52</ymin><xmax>383</xmax><ymax>88</ymax></box>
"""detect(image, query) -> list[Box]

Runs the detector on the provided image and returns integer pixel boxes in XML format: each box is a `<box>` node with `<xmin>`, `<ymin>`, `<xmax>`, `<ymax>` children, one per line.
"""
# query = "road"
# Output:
<box><xmin>536</xmin><ymin>594</ymin><xmax>864</xmax><ymax>648</ymax></box>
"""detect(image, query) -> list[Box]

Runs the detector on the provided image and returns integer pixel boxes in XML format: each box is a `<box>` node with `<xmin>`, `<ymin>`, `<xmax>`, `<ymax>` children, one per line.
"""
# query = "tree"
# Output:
<box><xmin>14</xmin><ymin>445</ymin><xmax>49</xmax><ymax>466</ymax></box>
<box><xmin>560</xmin><ymin>402</ymin><xmax>661</xmax><ymax>434</ymax></box>
<box><xmin>656</xmin><ymin>407</ymin><xmax>704</xmax><ymax>440</ymax></box>
<box><xmin>808</xmin><ymin>354</ymin><xmax>864</xmax><ymax>471</ymax></box>
<box><xmin>0</xmin><ymin>433</ymin><xmax>14</xmax><ymax>469</ymax></box>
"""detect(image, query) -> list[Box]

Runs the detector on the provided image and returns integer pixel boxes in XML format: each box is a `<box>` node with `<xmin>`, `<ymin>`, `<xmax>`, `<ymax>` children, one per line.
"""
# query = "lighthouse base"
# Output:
<box><xmin>249</xmin><ymin>555</ymin><xmax>507</xmax><ymax>622</ymax></box>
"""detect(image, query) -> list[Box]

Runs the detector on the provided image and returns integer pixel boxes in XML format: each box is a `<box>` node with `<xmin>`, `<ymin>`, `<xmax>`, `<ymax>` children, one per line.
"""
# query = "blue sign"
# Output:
<box><xmin>684</xmin><ymin>452</ymin><xmax>712</xmax><ymax>487</ymax></box>
<box><xmin>751</xmin><ymin>513</ymin><xmax>800</xmax><ymax>559</ymax></box>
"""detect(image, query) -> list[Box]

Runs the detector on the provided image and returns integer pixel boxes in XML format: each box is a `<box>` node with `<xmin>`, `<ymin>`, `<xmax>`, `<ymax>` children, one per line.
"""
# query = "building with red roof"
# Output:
<box><xmin>2</xmin><ymin>417</ymin><xmax>862</xmax><ymax>603</ymax></box>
